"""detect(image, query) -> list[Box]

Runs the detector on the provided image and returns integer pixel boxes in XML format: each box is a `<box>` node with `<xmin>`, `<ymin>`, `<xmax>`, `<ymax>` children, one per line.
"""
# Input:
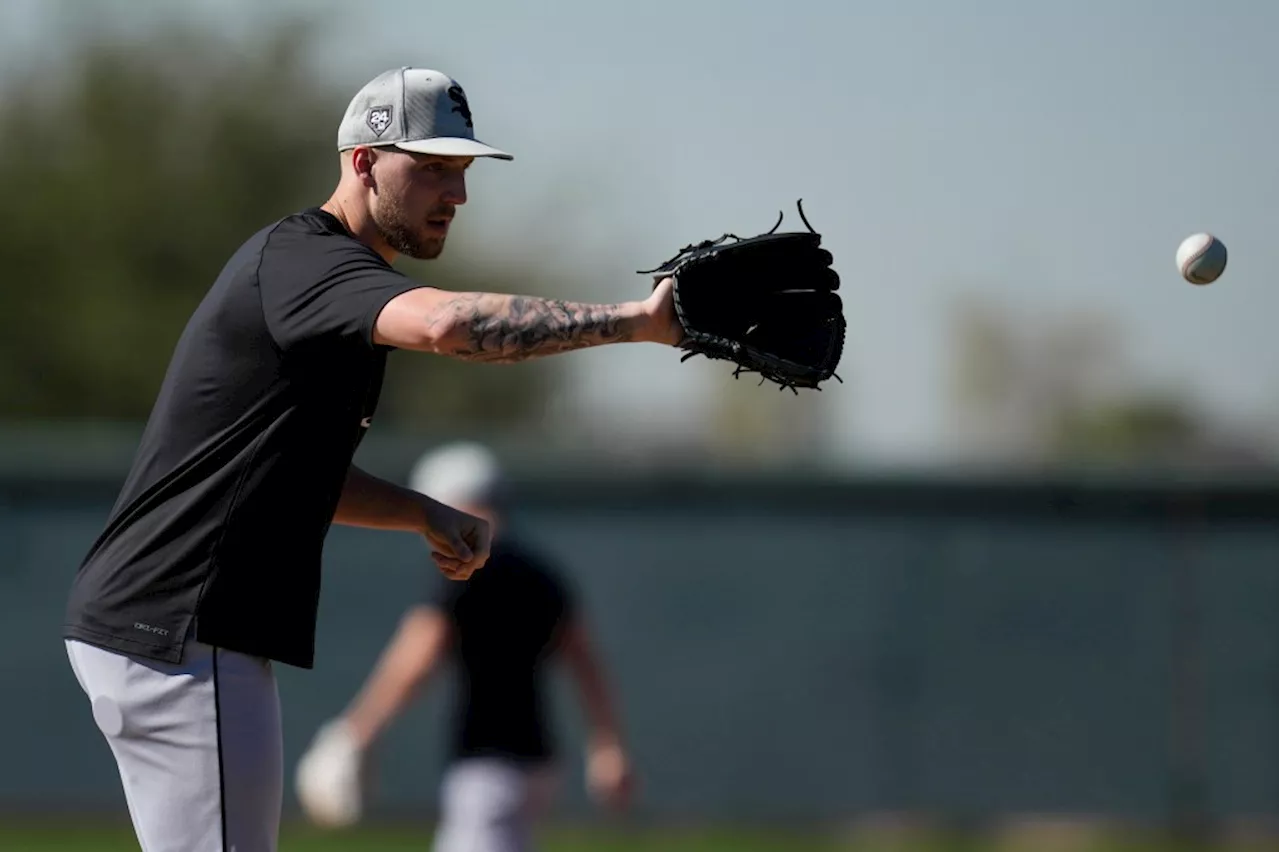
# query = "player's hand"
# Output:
<box><xmin>295</xmin><ymin>718</ymin><xmax>367</xmax><ymax>829</ymax></box>
<box><xmin>586</xmin><ymin>736</ymin><xmax>634</xmax><ymax>812</ymax></box>
<box><xmin>419</xmin><ymin>497</ymin><xmax>491</xmax><ymax>580</ymax></box>
<box><xmin>641</xmin><ymin>276</ymin><xmax>683</xmax><ymax>347</ymax></box>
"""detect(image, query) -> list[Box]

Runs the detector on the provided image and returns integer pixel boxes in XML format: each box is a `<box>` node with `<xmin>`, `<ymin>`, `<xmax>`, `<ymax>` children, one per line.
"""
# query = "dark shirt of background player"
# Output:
<box><xmin>428</xmin><ymin>536</ymin><xmax>574</xmax><ymax>765</ymax></box>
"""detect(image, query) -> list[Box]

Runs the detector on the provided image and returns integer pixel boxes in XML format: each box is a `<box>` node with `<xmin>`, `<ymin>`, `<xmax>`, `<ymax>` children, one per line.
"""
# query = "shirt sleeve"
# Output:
<box><xmin>258</xmin><ymin>230</ymin><xmax>426</xmax><ymax>353</ymax></box>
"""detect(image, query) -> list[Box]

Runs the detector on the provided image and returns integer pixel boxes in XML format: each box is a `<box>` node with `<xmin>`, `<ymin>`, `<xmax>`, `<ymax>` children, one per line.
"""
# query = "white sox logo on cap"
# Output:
<box><xmin>446</xmin><ymin>85</ymin><xmax>473</xmax><ymax>128</ymax></box>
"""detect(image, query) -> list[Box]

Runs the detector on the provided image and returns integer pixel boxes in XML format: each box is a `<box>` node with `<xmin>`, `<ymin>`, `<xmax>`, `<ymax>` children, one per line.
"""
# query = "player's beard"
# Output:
<box><xmin>371</xmin><ymin>190</ymin><xmax>449</xmax><ymax>260</ymax></box>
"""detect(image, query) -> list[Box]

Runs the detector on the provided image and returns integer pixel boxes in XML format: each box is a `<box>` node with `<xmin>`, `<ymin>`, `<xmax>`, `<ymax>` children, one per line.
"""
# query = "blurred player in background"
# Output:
<box><xmin>295</xmin><ymin>441</ymin><xmax>634</xmax><ymax>851</ymax></box>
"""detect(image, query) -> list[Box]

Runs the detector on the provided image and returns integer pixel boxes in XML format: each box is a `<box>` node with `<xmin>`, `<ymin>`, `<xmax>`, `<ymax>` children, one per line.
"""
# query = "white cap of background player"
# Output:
<box><xmin>336</xmin><ymin>67</ymin><xmax>514</xmax><ymax>161</ymax></box>
<box><xmin>409</xmin><ymin>442</ymin><xmax>507</xmax><ymax>509</ymax></box>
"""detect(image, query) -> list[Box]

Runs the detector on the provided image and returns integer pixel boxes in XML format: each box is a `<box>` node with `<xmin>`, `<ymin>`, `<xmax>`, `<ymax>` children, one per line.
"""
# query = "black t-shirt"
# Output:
<box><xmin>63</xmin><ymin>207</ymin><xmax>426</xmax><ymax>669</ymax></box>
<box><xmin>429</xmin><ymin>536</ymin><xmax>576</xmax><ymax>764</ymax></box>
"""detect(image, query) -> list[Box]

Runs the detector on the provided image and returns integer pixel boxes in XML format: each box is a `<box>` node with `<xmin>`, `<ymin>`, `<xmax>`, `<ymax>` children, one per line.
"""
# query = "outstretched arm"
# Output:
<box><xmin>374</xmin><ymin>277</ymin><xmax>681</xmax><ymax>361</ymax></box>
<box><xmin>559</xmin><ymin>617</ymin><xmax>634</xmax><ymax>810</ymax></box>
<box><xmin>341</xmin><ymin>606</ymin><xmax>452</xmax><ymax>750</ymax></box>
<box><xmin>294</xmin><ymin>605</ymin><xmax>451</xmax><ymax>828</ymax></box>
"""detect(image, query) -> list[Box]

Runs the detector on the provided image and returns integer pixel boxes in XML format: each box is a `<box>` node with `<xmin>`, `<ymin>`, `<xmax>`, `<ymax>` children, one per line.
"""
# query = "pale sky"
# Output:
<box><xmin>3</xmin><ymin>0</ymin><xmax>1276</xmax><ymax>465</ymax></box>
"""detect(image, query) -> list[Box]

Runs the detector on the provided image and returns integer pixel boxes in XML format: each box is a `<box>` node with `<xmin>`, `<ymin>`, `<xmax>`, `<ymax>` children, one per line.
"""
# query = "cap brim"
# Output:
<box><xmin>394</xmin><ymin>137</ymin><xmax>513</xmax><ymax>160</ymax></box>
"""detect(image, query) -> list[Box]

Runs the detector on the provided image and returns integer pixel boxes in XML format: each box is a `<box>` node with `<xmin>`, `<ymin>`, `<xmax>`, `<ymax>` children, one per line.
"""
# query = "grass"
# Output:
<box><xmin>0</xmin><ymin>819</ymin><xmax>1274</xmax><ymax>852</ymax></box>
<box><xmin>0</xmin><ymin>821</ymin><xmax>846</xmax><ymax>852</ymax></box>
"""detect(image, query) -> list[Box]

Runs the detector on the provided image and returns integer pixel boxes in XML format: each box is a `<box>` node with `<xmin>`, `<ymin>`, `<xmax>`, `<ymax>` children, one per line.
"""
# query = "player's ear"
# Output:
<box><xmin>350</xmin><ymin>147</ymin><xmax>378</xmax><ymax>188</ymax></box>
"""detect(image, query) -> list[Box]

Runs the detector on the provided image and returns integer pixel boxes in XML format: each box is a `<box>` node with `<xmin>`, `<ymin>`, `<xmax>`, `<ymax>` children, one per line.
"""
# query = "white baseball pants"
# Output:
<box><xmin>65</xmin><ymin>637</ymin><xmax>283</xmax><ymax>852</ymax></box>
<box><xmin>430</xmin><ymin>757</ymin><xmax>561</xmax><ymax>852</ymax></box>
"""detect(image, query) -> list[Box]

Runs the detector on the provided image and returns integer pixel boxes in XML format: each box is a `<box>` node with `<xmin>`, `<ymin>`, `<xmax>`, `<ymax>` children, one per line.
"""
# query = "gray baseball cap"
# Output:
<box><xmin>336</xmin><ymin>67</ymin><xmax>513</xmax><ymax>161</ymax></box>
<box><xmin>409</xmin><ymin>441</ymin><xmax>507</xmax><ymax>509</ymax></box>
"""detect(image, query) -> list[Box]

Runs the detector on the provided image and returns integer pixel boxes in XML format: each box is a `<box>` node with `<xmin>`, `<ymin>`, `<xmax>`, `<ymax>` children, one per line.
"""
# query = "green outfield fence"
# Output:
<box><xmin>0</xmin><ymin>428</ymin><xmax>1274</xmax><ymax>837</ymax></box>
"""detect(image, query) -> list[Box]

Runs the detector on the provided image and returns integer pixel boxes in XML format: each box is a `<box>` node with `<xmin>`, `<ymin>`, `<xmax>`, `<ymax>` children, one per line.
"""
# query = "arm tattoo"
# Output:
<box><xmin>433</xmin><ymin>294</ymin><xmax>635</xmax><ymax>363</ymax></box>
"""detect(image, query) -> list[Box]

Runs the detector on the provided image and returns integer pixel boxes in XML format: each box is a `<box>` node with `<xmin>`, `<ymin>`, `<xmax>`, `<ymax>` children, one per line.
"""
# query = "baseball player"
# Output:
<box><xmin>61</xmin><ymin>66</ymin><xmax>678</xmax><ymax>852</ymax></box>
<box><xmin>294</xmin><ymin>441</ymin><xmax>633</xmax><ymax>851</ymax></box>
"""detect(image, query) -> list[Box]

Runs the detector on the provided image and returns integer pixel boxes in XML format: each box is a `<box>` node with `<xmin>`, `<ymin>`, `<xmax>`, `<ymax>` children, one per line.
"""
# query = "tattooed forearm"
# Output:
<box><xmin>429</xmin><ymin>294</ymin><xmax>640</xmax><ymax>363</ymax></box>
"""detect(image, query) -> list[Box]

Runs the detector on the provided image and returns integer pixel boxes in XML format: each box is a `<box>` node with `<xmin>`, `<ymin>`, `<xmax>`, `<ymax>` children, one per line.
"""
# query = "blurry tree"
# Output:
<box><xmin>1049</xmin><ymin>394</ymin><xmax>1204</xmax><ymax>464</ymax></box>
<box><xmin>704</xmin><ymin>365</ymin><xmax>835</xmax><ymax>467</ymax></box>
<box><xmin>945</xmin><ymin>295</ymin><xmax>1257</xmax><ymax>469</ymax></box>
<box><xmin>949</xmin><ymin>296</ymin><xmax>1029</xmax><ymax>459</ymax></box>
<box><xmin>0</xmin><ymin>18</ymin><xmax>557</xmax><ymax>433</ymax></box>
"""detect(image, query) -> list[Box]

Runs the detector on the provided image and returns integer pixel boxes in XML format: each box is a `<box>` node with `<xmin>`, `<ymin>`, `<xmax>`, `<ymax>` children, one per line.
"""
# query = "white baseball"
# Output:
<box><xmin>1175</xmin><ymin>233</ymin><xmax>1227</xmax><ymax>285</ymax></box>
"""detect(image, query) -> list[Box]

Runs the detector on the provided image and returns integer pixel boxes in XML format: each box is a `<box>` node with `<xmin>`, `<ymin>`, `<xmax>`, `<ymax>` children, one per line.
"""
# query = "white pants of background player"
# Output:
<box><xmin>64</xmin><ymin>638</ymin><xmax>282</xmax><ymax>852</ymax></box>
<box><xmin>431</xmin><ymin>757</ymin><xmax>561</xmax><ymax>852</ymax></box>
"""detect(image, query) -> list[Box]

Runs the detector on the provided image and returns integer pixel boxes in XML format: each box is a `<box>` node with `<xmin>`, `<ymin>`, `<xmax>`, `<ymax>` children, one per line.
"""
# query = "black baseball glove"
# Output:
<box><xmin>639</xmin><ymin>200</ymin><xmax>845</xmax><ymax>393</ymax></box>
